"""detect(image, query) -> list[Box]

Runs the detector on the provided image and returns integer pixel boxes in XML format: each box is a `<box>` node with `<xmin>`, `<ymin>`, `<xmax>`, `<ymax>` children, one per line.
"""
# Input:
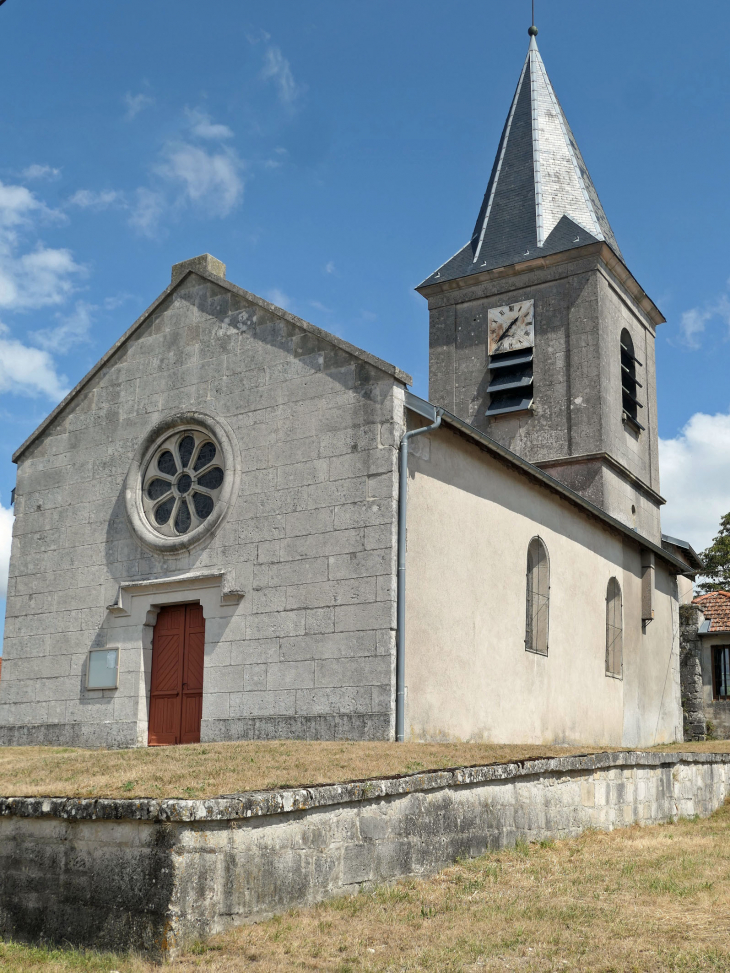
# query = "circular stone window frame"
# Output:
<box><xmin>124</xmin><ymin>411</ymin><xmax>241</xmax><ymax>555</ymax></box>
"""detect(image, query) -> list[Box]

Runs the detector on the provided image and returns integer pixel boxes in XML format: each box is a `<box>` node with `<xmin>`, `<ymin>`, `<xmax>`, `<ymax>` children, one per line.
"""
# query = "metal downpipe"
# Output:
<box><xmin>396</xmin><ymin>408</ymin><xmax>442</xmax><ymax>742</ymax></box>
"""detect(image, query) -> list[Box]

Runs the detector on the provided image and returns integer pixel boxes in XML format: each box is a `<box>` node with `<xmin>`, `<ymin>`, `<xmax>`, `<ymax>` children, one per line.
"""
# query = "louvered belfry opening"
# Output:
<box><xmin>620</xmin><ymin>329</ymin><xmax>644</xmax><ymax>432</ymax></box>
<box><xmin>525</xmin><ymin>537</ymin><xmax>549</xmax><ymax>656</ymax></box>
<box><xmin>148</xmin><ymin>603</ymin><xmax>206</xmax><ymax>746</ymax></box>
<box><xmin>487</xmin><ymin>348</ymin><xmax>534</xmax><ymax>416</ymax></box>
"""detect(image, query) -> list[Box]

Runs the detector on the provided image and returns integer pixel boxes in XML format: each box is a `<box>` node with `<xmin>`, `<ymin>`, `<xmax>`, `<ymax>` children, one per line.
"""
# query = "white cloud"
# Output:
<box><xmin>129</xmin><ymin>187</ymin><xmax>165</xmax><ymax>237</ymax></box>
<box><xmin>0</xmin><ymin>179</ymin><xmax>57</xmax><ymax>231</ymax></box>
<box><xmin>67</xmin><ymin>189</ymin><xmax>122</xmax><ymax>210</ymax></box>
<box><xmin>0</xmin><ymin>246</ymin><xmax>84</xmax><ymax>311</ymax></box>
<box><xmin>0</xmin><ymin>179</ymin><xmax>83</xmax><ymax>311</ymax></box>
<box><xmin>325</xmin><ymin>261</ymin><xmax>337</xmax><ymax>275</ymax></box>
<box><xmin>22</xmin><ymin>164</ymin><xmax>61</xmax><ymax>181</ymax></box>
<box><xmin>125</xmin><ymin>109</ymin><xmax>244</xmax><ymax>236</ymax></box>
<box><xmin>186</xmin><ymin>109</ymin><xmax>233</xmax><ymax>141</ymax></box>
<box><xmin>0</xmin><ymin>326</ymin><xmax>69</xmax><ymax>400</ymax></box>
<box><xmin>157</xmin><ymin>144</ymin><xmax>243</xmax><ymax>217</ymax></box>
<box><xmin>0</xmin><ymin>502</ymin><xmax>13</xmax><ymax>599</ymax></box>
<box><xmin>679</xmin><ymin>293</ymin><xmax>730</xmax><ymax>348</ymax></box>
<box><xmin>261</xmin><ymin>46</ymin><xmax>300</xmax><ymax>104</ymax></box>
<box><xmin>266</xmin><ymin>288</ymin><xmax>294</xmax><ymax>311</ymax></box>
<box><xmin>659</xmin><ymin>409</ymin><xmax>730</xmax><ymax>552</ymax></box>
<box><xmin>679</xmin><ymin>308</ymin><xmax>712</xmax><ymax>349</ymax></box>
<box><xmin>245</xmin><ymin>28</ymin><xmax>271</xmax><ymax>45</ymax></box>
<box><xmin>31</xmin><ymin>300</ymin><xmax>95</xmax><ymax>354</ymax></box>
<box><xmin>102</xmin><ymin>293</ymin><xmax>132</xmax><ymax>312</ymax></box>
<box><xmin>124</xmin><ymin>91</ymin><xmax>154</xmax><ymax>120</ymax></box>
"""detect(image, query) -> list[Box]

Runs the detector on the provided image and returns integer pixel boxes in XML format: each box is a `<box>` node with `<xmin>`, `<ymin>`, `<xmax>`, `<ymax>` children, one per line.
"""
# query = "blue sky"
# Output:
<box><xmin>1</xmin><ymin>0</ymin><xmax>730</xmax><ymax>650</ymax></box>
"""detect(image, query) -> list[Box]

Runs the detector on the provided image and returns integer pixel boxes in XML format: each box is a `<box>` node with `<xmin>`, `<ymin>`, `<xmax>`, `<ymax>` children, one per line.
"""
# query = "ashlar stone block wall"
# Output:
<box><xmin>0</xmin><ymin>269</ymin><xmax>407</xmax><ymax>746</ymax></box>
<box><xmin>425</xmin><ymin>248</ymin><xmax>662</xmax><ymax>541</ymax></box>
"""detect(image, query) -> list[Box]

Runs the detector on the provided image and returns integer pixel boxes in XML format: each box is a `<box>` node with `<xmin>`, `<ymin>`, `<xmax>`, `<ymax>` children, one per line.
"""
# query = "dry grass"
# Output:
<box><xmin>0</xmin><ymin>740</ymin><xmax>729</xmax><ymax>801</ymax></box>
<box><xmin>0</xmin><ymin>742</ymin><xmax>603</xmax><ymax>800</ymax></box>
<box><xmin>4</xmin><ymin>799</ymin><xmax>730</xmax><ymax>972</ymax></box>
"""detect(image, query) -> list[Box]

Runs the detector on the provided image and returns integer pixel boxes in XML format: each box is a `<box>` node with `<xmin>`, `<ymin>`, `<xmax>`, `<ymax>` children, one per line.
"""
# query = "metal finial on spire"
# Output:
<box><xmin>529</xmin><ymin>0</ymin><xmax>538</xmax><ymax>36</ymax></box>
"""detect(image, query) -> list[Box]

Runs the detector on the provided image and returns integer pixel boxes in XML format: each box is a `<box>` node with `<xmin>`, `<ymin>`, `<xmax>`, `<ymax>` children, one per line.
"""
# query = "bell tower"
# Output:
<box><xmin>418</xmin><ymin>27</ymin><xmax>665</xmax><ymax>542</ymax></box>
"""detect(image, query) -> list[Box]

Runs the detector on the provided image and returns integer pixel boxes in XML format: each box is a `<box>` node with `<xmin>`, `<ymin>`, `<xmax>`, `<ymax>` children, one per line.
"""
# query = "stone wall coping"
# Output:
<box><xmin>1</xmin><ymin>750</ymin><xmax>728</xmax><ymax>825</ymax></box>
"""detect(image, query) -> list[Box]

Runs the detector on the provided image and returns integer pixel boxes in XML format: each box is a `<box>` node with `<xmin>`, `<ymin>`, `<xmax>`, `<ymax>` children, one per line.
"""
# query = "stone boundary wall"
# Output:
<box><xmin>1</xmin><ymin>750</ymin><xmax>729</xmax><ymax>956</ymax></box>
<box><xmin>680</xmin><ymin>603</ymin><xmax>707</xmax><ymax>740</ymax></box>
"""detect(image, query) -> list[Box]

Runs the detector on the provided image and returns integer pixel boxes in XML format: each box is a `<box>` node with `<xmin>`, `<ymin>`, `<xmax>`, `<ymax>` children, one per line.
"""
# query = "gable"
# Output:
<box><xmin>13</xmin><ymin>266</ymin><xmax>411</xmax><ymax>465</ymax></box>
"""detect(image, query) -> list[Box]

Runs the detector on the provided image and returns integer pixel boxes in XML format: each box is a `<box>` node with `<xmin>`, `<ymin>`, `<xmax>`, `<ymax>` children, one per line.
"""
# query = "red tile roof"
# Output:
<box><xmin>694</xmin><ymin>591</ymin><xmax>730</xmax><ymax>633</ymax></box>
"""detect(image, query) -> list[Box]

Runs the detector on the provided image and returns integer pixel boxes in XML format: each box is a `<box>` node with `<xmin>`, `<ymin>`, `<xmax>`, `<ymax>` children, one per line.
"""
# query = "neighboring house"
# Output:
<box><xmin>0</xmin><ymin>29</ymin><xmax>699</xmax><ymax>749</ymax></box>
<box><xmin>685</xmin><ymin>592</ymin><xmax>730</xmax><ymax>739</ymax></box>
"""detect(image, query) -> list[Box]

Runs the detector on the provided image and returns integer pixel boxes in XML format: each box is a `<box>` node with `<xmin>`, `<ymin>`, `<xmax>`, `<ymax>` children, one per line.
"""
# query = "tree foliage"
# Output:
<box><xmin>698</xmin><ymin>512</ymin><xmax>730</xmax><ymax>594</ymax></box>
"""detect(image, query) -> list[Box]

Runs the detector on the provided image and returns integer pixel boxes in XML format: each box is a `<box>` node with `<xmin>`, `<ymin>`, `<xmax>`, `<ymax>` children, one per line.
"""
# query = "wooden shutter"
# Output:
<box><xmin>605</xmin><ymin>578</ymin><xmax>623</xmax><ymax>676</ymax></box>
<box><xmin>526</xmin><ymin>538</ymin><xmax>549</xmax><ymax>655</ymax></box>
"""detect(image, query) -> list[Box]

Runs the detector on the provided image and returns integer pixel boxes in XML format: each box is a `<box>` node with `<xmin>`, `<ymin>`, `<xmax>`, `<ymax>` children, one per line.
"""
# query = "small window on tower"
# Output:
<box><xmin>525</xmin><ymin>537</ymin><xmax>549</xmax><ymax>656</ymax></box>
<box><xmin>621</xmin><ymin>329</ymin><xmax>644</xmax><ymax>433</ymax></box>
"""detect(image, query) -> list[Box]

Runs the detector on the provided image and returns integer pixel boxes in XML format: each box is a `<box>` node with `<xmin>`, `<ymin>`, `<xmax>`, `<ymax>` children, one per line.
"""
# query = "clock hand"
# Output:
<box><xmin>497</xmin><ymin>314</ymin><xmax>521</xmax><ymax>345</ymax></box>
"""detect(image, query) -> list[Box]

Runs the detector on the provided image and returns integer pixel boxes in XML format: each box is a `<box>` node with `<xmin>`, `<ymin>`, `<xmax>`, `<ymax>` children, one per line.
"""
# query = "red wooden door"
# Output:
<box><xmin>180</xmin><ymin>605</ymin><xmax>205</xmax><ymax>744</ymax></box>
<box><xmin>148</xmin><ymin>604</ymin><xmax>206</xmax><ymax>746</ymax></box>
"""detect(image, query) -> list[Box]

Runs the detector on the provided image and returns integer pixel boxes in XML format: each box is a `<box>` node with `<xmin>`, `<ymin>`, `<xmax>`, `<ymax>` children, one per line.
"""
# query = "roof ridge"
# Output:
<box><xmin>471</xmin><ymin>51</ymin><xmax>529</xmax><ymax>265</ymax></box>
<box><xmin>532</xmin><ymin>46</ymin><xmax>604</xmax><ymax>244</ymax></box>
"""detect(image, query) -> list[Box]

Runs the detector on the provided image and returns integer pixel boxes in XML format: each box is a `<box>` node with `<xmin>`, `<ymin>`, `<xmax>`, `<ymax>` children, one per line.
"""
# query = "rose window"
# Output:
<box><xmin>142</xmin><ymin>430</ymin><xmax>225</xmax><ymax>537</ymax></box>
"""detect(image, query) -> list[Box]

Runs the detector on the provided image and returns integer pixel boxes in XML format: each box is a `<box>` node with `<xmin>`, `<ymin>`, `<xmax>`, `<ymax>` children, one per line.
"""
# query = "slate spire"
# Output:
<box><xmin>423</xmin><ymin>29</ymin><xmax>622</xmax><ymax>286</ymax></box>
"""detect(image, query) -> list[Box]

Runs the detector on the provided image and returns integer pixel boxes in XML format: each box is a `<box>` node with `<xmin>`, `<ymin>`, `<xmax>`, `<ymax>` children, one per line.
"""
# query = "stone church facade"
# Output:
<box><xmin>0</xmin><ymin>31</ymin><xmax>701</xmax><ymax>748</ymax></box>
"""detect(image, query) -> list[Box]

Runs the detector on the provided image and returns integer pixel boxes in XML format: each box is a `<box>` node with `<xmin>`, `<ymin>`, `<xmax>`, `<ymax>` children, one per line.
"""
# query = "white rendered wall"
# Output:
<box><xmin>404</xmin><ymin>424</ymin><xmax>682</xmax><ymax>746</ymax></box>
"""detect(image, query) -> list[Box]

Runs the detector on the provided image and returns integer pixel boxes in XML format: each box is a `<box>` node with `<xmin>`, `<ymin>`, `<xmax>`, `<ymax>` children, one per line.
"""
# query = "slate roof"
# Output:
<box><xmin>694</xmin><ymin>592</ymin><xmax>730</xmax><ymax>633</ymax></box>
<box><xmin>661</xmin><ymin>534</ymin><xmax>704</xmax><ymax>575</ymax></box>
<box><xmin>421</xmin><ymin>32</ymin><xmax>622</xmax><ymax>287</ymax></box>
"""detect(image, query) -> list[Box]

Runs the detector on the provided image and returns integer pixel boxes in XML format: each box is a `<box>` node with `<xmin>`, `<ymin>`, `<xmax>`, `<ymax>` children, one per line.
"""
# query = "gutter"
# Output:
<box><xmin>396</xmin><ymin>392</ymin><xmax>443</xmax><ymax>742</ymax></box>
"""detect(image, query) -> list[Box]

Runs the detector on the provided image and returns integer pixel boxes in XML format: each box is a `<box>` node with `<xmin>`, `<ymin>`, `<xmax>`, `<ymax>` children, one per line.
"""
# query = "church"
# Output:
<box><xmin>0</xmin><ymin>29</ymin><xmax>702</xmax><ymax>749</ymax></box>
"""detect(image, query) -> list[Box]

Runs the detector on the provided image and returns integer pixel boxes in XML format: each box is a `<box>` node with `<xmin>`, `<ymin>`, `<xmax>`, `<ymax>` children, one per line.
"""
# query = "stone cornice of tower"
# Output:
<box><xmin>417</xmin><ymin>240</ymin><xmax>666</xmax><ymax>332</ymax></box>
<box><xmin>421</xmin><ymin>32</ymin><xmax>630</xmax><ymax>291</ymax></box>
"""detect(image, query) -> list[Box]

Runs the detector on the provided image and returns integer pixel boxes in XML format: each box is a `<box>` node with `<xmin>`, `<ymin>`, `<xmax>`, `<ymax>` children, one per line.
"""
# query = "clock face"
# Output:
<box><xmin>488</xmin><ymin>301</ymin><xmax>535</xmax><ymax>356</ymax></box>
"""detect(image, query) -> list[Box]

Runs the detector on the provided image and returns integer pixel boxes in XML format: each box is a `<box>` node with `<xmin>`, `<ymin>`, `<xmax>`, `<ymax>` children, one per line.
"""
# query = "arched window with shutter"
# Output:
<box><xmin>606</xmin><ymin>577</ymin><xmax>623</xmax><ymax>677</ymax></box>
<box><xmin>525</xmin><ymin>537</ymin><xmax>549</xmax><ymax>656</ymax></box>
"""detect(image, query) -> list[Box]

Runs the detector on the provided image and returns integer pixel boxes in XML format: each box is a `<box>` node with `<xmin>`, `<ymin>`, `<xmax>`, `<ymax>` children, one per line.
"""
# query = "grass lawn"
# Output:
<box><xmin>3</xmin><ymin>798</ymin><xmax>730</xmax><ymax>972</ymax></box>
<box><xmin>0</xmin><ymin>739</ymin><xmax>728</xmax><ymax>800</ymax></box>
